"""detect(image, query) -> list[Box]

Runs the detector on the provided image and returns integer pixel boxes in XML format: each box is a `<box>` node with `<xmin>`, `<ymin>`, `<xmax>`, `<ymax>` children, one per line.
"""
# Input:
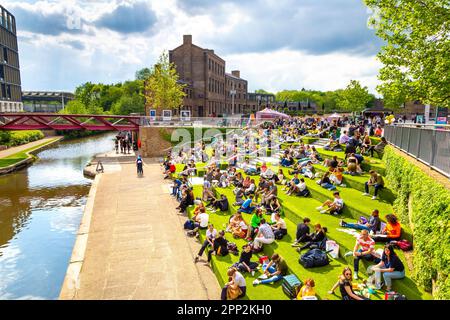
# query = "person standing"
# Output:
<box><xmin>136</xmin><ymin>155</ymin><xmax>143</xmax><ymax>175</ymax></box>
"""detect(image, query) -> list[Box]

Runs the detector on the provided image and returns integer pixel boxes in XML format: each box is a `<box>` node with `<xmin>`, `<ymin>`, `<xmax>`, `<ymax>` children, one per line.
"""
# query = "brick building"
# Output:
<box><xmin>0</xmin><ymin>5</ymin><xmax>22</xmax><ymax>113</ymax></box>
<box><xmin>168</xmin><ymin>35</ymin><xmax>250</xmax><ymax>117</ymax></box>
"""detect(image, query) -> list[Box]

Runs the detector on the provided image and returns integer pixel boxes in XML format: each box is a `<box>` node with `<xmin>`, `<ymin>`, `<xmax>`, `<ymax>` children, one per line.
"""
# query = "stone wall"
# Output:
<box><xmin>139</xmin><ymin>127</ymin><xmax>174</xmax><ymax>158</ymax></box>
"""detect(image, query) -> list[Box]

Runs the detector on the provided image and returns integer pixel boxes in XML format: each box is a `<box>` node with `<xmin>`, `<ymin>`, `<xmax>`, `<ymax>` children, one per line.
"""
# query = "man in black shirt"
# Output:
<box><xmin>292</xmin><ymin>217</ymin><xmax>311</xmax><ymax>246</ymax></box>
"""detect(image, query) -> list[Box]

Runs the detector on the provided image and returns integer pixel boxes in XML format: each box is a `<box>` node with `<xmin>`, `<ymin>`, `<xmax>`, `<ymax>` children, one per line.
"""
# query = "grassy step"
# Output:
<box><xmin>311</xmin><ymin>164</ymin><xmax>395</xmax><ymax>203</ymax></box>
<box><xmin>189</xmin><ymin>184</ymin><xmax>430</xmax><ymax>300</ymax></box>
<box><xmin>314</xmin><ymin>149</ymin><xmax>386</xmax><ymax>175</ymax></box>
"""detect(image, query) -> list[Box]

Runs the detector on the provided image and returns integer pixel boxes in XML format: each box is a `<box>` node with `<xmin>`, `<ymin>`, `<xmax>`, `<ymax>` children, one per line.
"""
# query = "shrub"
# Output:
<box><xmin>5</xmin><ymin>130</ymin><xmax>44</xmax><ymax>147</ymax></box>
<box><xmin>383</xmin><ymin>146</ymin><xmax>450</xmax><ymax>299</ymax></box>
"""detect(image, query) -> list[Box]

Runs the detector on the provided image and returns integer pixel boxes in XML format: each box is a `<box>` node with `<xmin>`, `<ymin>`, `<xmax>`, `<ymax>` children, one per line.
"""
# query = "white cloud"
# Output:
<box><xmin>3</xmin><ymin>0</ymin><xmax>382</xmax><ymax>94</ymax></box>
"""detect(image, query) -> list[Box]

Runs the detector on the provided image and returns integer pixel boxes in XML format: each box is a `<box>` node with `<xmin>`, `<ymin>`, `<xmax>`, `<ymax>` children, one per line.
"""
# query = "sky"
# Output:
<box><xmin>3</xmin><ymin>0</ymin><xmax>384</xmax><ymax>95</ymax></box>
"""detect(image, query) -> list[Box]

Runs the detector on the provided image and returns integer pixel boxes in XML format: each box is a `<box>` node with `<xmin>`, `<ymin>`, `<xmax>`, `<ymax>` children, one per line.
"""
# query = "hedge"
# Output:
<box><xmin>383</xmin><ymin>146</ymin><xmax>450</xmax><ymax>299</ymax></box>
<box><xmin>0</xmin><ymin>130</ymin><xmax>44</xmax><ymax>147</ymax></box>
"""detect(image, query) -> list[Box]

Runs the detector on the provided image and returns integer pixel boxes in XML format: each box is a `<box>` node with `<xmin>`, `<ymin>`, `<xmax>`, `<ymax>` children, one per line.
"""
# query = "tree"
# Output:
<box><xmin>365</xmin><ymin>0</ymin><xmax>450</xmax><ymax>108</ymax></box>
<box><xmin>135</xmin><ymin>68</ymin><xmax>152</xmax><ymax>81</ymax></box>
<box><xmin>59</xmin><ymin>100</ymin><xmax>88</xmax><ymax>114</ymax></box>
<box><xmin>336</xmin><ymin>80</ymin><xmax>373</xmax><ymax>112</ymax></box>
<box><xmin>110</xmin><ymin>94</ymin><xmax>145</xmax><ymax>115</ymax></box>
<box><xmin>144</xmin><ymin>52</ymin><xmax>186</xmax><ymax>113</ymax></box>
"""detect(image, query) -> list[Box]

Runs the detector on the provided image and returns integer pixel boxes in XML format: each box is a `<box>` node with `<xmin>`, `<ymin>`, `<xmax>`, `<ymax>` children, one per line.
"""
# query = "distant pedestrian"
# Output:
<box><xmin>136</xmin><ymin>156</ymin><xmax>143</xmax><ymax>175</ymax></box>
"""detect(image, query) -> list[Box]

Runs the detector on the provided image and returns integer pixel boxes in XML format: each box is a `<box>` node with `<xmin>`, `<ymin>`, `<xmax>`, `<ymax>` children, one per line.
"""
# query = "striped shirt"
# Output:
<box><xmin>356</xmin><ymin>235</ymin><xmax>375</xmax><ymax>252</ymax></box>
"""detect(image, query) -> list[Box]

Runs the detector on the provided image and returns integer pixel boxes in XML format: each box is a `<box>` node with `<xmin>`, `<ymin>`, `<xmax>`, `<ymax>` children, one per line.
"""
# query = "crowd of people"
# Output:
<box><xmin>156</xmin><ymin>114</ymin><xmax>408</xmax><ymax>300</ymax></box>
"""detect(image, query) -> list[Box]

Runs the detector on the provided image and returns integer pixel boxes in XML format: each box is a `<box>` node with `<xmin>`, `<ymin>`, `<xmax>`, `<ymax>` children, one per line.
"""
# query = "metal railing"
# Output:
<box><xmin>139</xmin><ymin>116</ymin><xmax>266</xmax><ymax>128</ymax></box>
<box><xmin>384</xmin><ymin>124</ymin><xmax>450</xmax><ymax>178</ymax></box>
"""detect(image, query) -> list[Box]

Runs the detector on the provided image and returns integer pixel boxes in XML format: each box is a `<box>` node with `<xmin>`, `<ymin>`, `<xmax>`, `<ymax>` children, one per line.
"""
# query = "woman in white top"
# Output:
<box><xmin>194</xmin><ymin>224</ymin><xmax>217</xmax><ymax>262</ymax></box>
<box><xmin>272</xmin><ymin>212</ymin><xmax>288</xmax><ymax>240</ymax></box>
<box><xmin>221</xmin><ymin>267</ymin><xmax>247</xmax><ymax>300</ymax></box>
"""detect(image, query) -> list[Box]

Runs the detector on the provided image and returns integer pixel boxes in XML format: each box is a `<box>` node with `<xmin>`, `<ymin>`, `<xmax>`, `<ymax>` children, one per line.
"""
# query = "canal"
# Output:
<box><xmin>0</xmin><ymin>133</ymin><xmax>115</xmax><ymax>299</ymax></box>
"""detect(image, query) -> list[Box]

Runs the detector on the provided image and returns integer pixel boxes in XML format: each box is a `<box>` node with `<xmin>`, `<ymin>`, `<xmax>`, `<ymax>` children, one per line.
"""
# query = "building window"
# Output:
<box><xmin>0</xmin><ymin>65</ymin><xmax>4</xmax><ymax>80</ymax></box>
<box><xmin>3</xmin><ymin>48</ymin><xmax>7</xmax><ymax>63</ymax></box>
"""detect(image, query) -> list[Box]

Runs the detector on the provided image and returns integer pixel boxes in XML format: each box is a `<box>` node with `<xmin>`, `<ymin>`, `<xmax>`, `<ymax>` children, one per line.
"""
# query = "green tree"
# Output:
<box><xmin>336</xmin><ymin>80</ymin><xmax>373</xmax><ymax>112</ymax></box>
<box><xmin>59</xmin><ymin>100</ymin><xmax>88</xmax><ymax>114</ymax></box>
<box><xmin>365</xmin><ymin>0</ymin><xmax>450</xmax><ymax>108</ymax></box>
<box><xmin>145</xmin><ymin>52</ymin><xmax>186</xmax><ymax>112</ymax></box>
<box><xmin>135</xmin><ymin>68</ymin><xmax>152</xmax><ymax>81</ymax></box>
<box><xmin>110</xmin><ymin>94</ymin><xmax>145</xmax><ymax>115</ymax></box>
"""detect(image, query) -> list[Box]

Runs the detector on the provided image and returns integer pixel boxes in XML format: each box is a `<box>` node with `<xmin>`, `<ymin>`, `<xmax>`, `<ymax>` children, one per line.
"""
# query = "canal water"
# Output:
<box><xmin>0</xmin><ymin>133</ymin><xmax>115</xmax><ymax>300</ymax></box>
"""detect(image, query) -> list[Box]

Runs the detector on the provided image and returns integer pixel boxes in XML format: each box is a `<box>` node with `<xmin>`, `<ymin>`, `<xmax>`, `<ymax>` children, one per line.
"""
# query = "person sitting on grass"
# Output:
<box><xmin>163</xmin><ymin>161</ymin><xmax>176</xmax><ymax>179</ymax></box>
<box><xmin>261</xmin><ymin>181</ymin><xmax>278</xmax><ymax>207</ymax></box>
<box><xmin>244</xmin><ymin>179</ymin><xmax>256</xmax><ymax>196</ymax></box>
<box><xmin>194</xmin><ymin>224</ymin><xmax>217</xmax><ymax>263</ymax></box>
<box><xmin>253</xmin><ymin>253</ymin><xmax>288</xmax><ymax>286</ymax></box>
<box><xmin>340</xmin><ymin>209</ymin><xmax>381</xmax><ymax>233</ymax></box>
<box><xmin>362</xmin><ymin>170</ymin><xmax>385</xmax><ymax>200</ymax></box>
<box><xmin>246</xmin><ymin>208</ymin><xmax>263</xmax><ymax>241</ymax></box>
<box><xmin>330</xmin><ymin>167</ymin><xmax>344</xmax><ymax>186</ymax></box>
<box><xmin>192</xmin><ymin>202</ymin><xmax>206</xmax><ymax>219</ymax></box>
<box><xmin>317</xmin><ymin>171</ymin><xmax>337</xmax><ymax>190</ymax></box>
<box><xmin>276</xmin><ymin>169</ymin><xmax>287</xmax><ymax>185</ymax></box>
<box><xmin>177</xmin><ymin>188</ymin><xmax>194</xmax><ymax>214</ymax></box>
<box><xmin>207</xmin><ymin>194</ymin><xmax>229</xmax><ymax>212</ymax></box>
<box><xmin>367</xmin><ymin>244</ymin><xmax>405</xmax><ymax>291</ymax></box>
<box><xmin>372</xmin><ymin>214</ymin><xmax>401</xmax><ymax>242</ymax></box>
<box><xmin>360</xmin><ymin>134</ymin><xmax>372</xmax><ymax>155</ymax></box>
<box><xmin>254</xmin><ymin>178</ymin><xmax>269</xmax><ymax>202</ymax></box>
<box><xmin>252</xmin><ymin>219</ymin><xmax>275</xmax><ymax>252</ymax></box>
<box><xmin>283</xmin><ymin>173</ymin><xmax>300</xmax><ymax>192</ymax></box>
<box><xmin>202</xmin><ymin>180</ymin><xmax>215</xmax><ymax>202</ymax></box>
<box><xmin>234</xmin><ymin>244</ymin><xmax>259</xmax><ymax>276</ymax></box>
<box><xmin>270</xmin><ymin>194</ymin><xmax>283</xmax><ymax>211</ymax></box>
<box><xmin>367</xmin><ymin>137</ymin><xmax>387</xmax><ymax>158</ymax></box>
<box><xmin>239</xmin><ymin>195</ymin><xmax>256</xmax><ymax>214</ymax></box>
<box><xmin>271</xmin><ymin>213</ymin><xmax>288</xmax><ymax>240</ymax></box>
<box><xmin>206</xmin><ymin>230</ymin><xmax>228</xmax><ymax>266</ymax></box>
<box><xmin>296</xmin><ymin>224</ymin><xmax>327</xmax><ymax>252</ymax></box>
<box><xmin>292</xmin><ymin>217</ymin><xmax>311</xmax><ymax>246</ymax></box>
<box><xmin>343</xmin><ymin>230</ymin><xmax>379</xmax><ymax>280</ymax></box>
<box><xmin>221</xmin><ymin>267</ymin><xmax>247</xmax><ymax>300</ymax></box>
<box><xmin>346</xmin><ymin>153</ymin><xmax>362</xmax><ymax>175</ymax></box>
<box><xmin>328</xmin><ymin>267</ymin><xmax>368</xmax><ymax>300</ymax></box>
<box><xmin>191</xmin><ymin>207</ymin><xmax>209</xmax><ymax>232</ymax></box>
<box><xmin>231</xmin><ymin>214</ymin><xmax>249</xmax><ymax>239</ymax></box>
<box><xmin>233</xmin><ymin>186</ymin><xmax>245</xmax><ymax>206</ymax></box>
<box><xmin>241</xmin><ymin>175</ymin><xmax>251</xmax><ymax>188</ymax></box>
<box><xmin>297</xmin><ymin>278</ymin><xmax>316</xmax><ymax>300</ymax></box>
<box><xmin>316</xmin><ymin>191</ymin><xmax>344</xmax><ymax>215</ymax></box>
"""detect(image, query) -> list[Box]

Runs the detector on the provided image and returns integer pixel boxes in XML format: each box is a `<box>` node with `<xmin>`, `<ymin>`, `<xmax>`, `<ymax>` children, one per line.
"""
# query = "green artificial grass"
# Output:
<box><xmin>183</xmin><ymin>173</ymin><xmax>431</xmax><ymax>300</ymax></box>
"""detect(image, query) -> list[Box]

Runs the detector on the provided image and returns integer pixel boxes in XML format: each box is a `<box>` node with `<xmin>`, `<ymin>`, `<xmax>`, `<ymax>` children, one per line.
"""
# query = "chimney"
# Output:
<box><xmin>232</xmin><ymin>70</ymin><xmax>240</xmax><ymax>78</ymax></box>
<box><xmin>183</xmin><ymin>35</ymin><xmax>192</xmax><ymax>45</ymax></box>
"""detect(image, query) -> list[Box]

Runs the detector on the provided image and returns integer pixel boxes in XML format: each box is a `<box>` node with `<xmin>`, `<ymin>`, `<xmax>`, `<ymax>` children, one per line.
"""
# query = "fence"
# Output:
<box><xmin>384</xmin><ymin>124</ymin><xmax>450</xmax><ymax>178</ymax></box>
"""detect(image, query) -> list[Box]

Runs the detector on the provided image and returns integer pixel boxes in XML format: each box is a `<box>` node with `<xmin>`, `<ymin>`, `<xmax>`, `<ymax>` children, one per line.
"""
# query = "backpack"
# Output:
<box><xmin>385</xmin><ymin>291</ymin><xmax>407</xmax><ymax>300</ymax></box>
<box><xmin>282</xmin><ymin>274</ymin><xmax>303</xmax><ymax>299</ymax></box>
<box><xmin>390</xmin><ymin>240</ymin><xmax>412</xmax><ymax>251</ymax></box>
<box><xmin>299</xmin><ymin>249</ymin><xmax>329</xmax><ymax>268</ymax></box>
<box><xmin>227</xmin><ymin>242</ymin><xmax>239</xmax><ymax>255</ymax></box>
<box><xmin>184</xmin><ymin>220</ymin><xmax>195</xmax><ymax>230</ymax></box>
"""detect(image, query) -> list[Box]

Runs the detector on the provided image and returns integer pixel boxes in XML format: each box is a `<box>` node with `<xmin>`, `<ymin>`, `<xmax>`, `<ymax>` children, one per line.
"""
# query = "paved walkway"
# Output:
<box><xmin>0</xmin><ymin>137</ymin><xmax>60</xmax><ymax>158</ymax></box>
<box><xmin>61</xmin><ymin>158</ymin><xmax>220</xmax><ymax>300</ymax></box>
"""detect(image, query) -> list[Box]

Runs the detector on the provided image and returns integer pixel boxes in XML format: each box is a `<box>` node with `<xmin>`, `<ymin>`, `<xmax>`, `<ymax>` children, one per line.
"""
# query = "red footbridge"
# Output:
<box><xmin>0</xmin><ymin>113</ymin><xmax>259</xmax><ymax>131</ymax></box>
<box><xmin>0</xmin><ymin>113</ymin><xmax>142</xmax><ymax>131</ymax></box>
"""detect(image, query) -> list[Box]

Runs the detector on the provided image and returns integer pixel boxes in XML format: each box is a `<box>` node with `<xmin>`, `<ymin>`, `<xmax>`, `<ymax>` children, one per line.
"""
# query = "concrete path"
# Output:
<box><xmin>61</xmin><ymin>158</ymin><xmax>220</xmax><ymax>300</ymax></box>
<box><xmin>0</xmin><ymin>137</ymin><xmax>59</xmax><ymax>158</ymax></box>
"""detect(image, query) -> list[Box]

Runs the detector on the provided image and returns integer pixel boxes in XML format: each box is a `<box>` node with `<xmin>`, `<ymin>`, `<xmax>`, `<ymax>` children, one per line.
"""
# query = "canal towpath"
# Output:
<box><xmin>60</xmin><ymin>155</ymin><xmax>221</xmax><ymax>300</ymax></box>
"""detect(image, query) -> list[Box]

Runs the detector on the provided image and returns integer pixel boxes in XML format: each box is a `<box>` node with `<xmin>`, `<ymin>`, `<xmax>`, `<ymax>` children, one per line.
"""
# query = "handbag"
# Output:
<box><xmin>226</xmin><ymin>283</ymin><xmax>242</xmax><ymax>300</ymax></box>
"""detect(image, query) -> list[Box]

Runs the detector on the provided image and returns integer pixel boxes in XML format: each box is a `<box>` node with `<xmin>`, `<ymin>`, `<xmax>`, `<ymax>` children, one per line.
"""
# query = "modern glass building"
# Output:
<box><xmin>0</xmin><ymin>5</ymin><xmax>22</xmax><ymax>112</ymax></box>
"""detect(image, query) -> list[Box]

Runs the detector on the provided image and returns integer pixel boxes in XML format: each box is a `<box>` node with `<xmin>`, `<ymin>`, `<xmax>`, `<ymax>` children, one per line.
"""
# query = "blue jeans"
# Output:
<box><xmin>382</xmin><ymin>270</ymin><xmax>405</xmax><ymax>288</ymax></box>
<box><xmin>342</xmin><ymin>222</ymin><xmax>370</xmax><ymax>231</ymax></box>
<box><xmin>260</xmin><ymin>264</ymin><xmax>283</xmax><ymax>284</ymax></box>
<box><xmin>365</xmin><ymin>182</ymin><xmax>383</xmax><ymax>196</ymax></box>
<box><xmin>321</xmin><ymin>182</ymin><xmax>336</xmax><ymax>190</ymax></box>
<box><xmin>239</xmin><ymin>206</ymin><xmax>255</xmax><ymax>214</ymax></box>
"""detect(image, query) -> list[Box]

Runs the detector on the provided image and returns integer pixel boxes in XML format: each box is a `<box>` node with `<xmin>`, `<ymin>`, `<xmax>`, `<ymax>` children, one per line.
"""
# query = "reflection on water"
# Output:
<box><xmin>0</xmin><ymin>133</ymin><xmax>115</xmax><ymax>300</ymax></box>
